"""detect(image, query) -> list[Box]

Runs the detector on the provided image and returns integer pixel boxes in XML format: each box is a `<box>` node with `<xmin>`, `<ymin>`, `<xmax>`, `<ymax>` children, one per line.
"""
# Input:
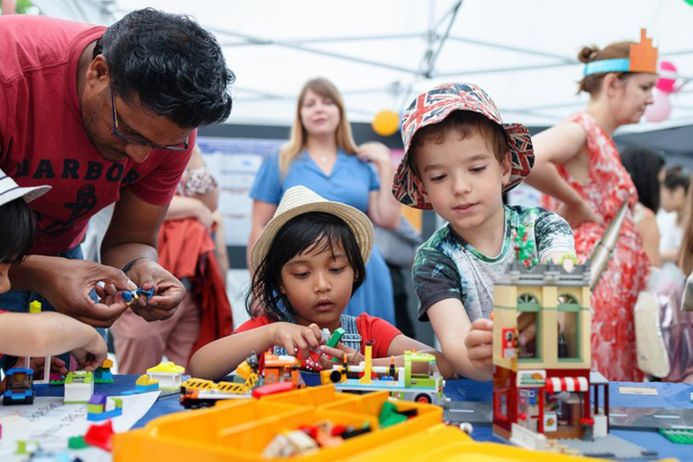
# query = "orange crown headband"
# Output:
<box><xmin>583</xmin><ymin>29</ymin><xmax>658</xmax><ymax>76</ymax></box>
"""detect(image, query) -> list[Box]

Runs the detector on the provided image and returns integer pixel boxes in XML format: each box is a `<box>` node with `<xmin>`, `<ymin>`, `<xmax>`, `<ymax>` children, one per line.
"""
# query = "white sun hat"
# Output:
<box><xmin>251</xmin><ymin>185</ymin><xmax>374</xmax><ymax>270</ymax></box>
<box><xmin>0</xmin><ymin>168</ymin><xmax>51</xmax><ymax>207</ymax></box>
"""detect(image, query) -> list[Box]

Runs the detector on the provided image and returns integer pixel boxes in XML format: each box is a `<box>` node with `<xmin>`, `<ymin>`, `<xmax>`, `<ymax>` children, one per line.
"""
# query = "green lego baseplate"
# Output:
<box><xmin>658</xmin><ymin>427</ymin><xmax>693</xmax><ymax>444</ymax></box>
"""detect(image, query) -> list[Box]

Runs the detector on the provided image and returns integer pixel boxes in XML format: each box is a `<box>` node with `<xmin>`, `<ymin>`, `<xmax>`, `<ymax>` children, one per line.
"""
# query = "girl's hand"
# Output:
<box><xmin>318</xmin><ymin>342</ymin><xmax>365</xmax><ymax>368</ymax></box>
<box><xmin>464</xmin><ymin>318</ymin><xmax>493</xmax><ymax>375</ymax></box>
<box><xmin>270</xmin><ymin>322</ymin><xmax>325</xmax><ymax>359</ymax></box>
<box><xmin>70</xmin><ymin>332</ymin><xmax>108</xmax><ymax>371</ymax></box>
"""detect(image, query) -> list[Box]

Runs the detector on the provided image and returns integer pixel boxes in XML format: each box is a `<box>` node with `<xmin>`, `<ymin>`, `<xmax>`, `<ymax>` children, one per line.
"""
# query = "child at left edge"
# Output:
<box><xmin>0</xmin><ymin>171</ymin><xmax>108</xmax><ymax>372</ymax></box>
<box><xmin>189</xmin><ymin>185</ymin><xmax>453</xmax><ymax>380</ymax></box>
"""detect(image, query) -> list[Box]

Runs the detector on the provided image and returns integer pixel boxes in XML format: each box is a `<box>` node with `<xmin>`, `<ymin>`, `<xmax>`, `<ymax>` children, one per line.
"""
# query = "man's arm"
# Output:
<box><xmin>100</xmin><ymin>189</ymin><xmax>185</xmax><ymax>321</ymax></box>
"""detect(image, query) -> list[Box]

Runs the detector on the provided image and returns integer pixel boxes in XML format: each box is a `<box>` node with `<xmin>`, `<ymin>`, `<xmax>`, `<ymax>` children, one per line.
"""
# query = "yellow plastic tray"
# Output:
<box><xmin>113</xmin><ymin>384</ymin><xmax>608</xmax><ymax>462</ymax></box>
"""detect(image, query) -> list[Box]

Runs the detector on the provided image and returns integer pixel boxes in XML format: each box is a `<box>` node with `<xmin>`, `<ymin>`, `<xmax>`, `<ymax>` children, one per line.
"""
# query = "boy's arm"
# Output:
<box><xmin>0</xmin><ymin>312</ymin><xmax>105</xmax><ymax>365</ymax></box>
<box><xmin>534</xmin><ymin>210</ymin><xmax>576</xmax><ymax>264</ymax></box>
<box><xmin>428</xmin><ymin>299</ymin><xmax>493</xmax><ymax>381</ymax></box>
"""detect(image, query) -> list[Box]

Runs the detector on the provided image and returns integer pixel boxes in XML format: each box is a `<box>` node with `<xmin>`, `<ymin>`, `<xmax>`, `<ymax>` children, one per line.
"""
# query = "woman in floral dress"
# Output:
<box><xmin>524</xmin><ymin>38</ymin><xmax>658</xmax><ymax>381</ymax></box>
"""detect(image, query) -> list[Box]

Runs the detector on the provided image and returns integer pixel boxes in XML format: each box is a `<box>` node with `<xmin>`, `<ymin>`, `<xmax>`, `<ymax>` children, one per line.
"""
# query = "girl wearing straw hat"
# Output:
<box><xmin>0</xmin><ymin>169</ymin><xmax>107</xmax><ymax>371</ymax></box>
<box><xmin>190</xmin><ymin>186</ymin><xmax>452</xmax><ymax>380</ymax></box>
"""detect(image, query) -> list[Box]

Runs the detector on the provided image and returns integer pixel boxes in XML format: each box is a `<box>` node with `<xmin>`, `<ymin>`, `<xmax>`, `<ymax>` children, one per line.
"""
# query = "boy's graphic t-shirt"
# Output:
<box><xmin>413</xmin><ymin>206</ymin><xmax>575</xmax><ymax>322</ymax></box>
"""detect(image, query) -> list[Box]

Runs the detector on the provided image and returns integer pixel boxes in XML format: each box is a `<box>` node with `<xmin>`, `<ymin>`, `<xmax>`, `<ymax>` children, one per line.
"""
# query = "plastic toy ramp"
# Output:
<box><xmin>113</xmin><ymin>385</ymin><xmax>612</xmax><ymax>461</ymax></box>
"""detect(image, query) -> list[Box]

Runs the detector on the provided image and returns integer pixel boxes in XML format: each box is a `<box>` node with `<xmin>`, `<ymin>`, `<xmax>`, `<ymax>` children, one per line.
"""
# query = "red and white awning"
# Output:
<box><xmin>546</xmin><ymin>376</ymin><xmax>589</xmax><ymax>393</ymax></box>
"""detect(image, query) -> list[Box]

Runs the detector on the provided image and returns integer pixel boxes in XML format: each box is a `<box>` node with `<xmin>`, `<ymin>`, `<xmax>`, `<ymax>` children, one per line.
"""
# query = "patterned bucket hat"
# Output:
<box><xmin>393</xmin><ymin>83</ymin><xmax>534</xmax><ymax>210</ymax></box>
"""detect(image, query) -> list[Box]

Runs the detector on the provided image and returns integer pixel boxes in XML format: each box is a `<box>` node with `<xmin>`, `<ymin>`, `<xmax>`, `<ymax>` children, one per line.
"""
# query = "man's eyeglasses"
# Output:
<box><xmin>110</xmin><ymin>88</ymin><xmax>189</xmax><ymax>152</ymax></box>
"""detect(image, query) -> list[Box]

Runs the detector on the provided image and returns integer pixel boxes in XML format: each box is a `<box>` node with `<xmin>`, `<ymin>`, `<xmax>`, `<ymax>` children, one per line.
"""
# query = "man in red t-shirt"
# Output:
<box><xmin>0</xmin><ymin>9</ymin><xmax>234</xmax><ymax>327</ymax></box>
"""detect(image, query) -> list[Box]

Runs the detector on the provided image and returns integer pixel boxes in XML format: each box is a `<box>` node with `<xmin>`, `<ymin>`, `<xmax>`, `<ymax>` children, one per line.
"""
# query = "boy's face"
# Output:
<box><xmin>413</xmin><ymin>129</ymin><xmax>511</xmax><ymax>237</ymax></box>
<box><xmin>0</xmin><ymin>262</ymin><xmax>10</xmax><ymax>293</ymax></box>
<box><xmin>280</xmin><ymin>242</ymin><xmax>354</xmax><ymax>331</ymax></box>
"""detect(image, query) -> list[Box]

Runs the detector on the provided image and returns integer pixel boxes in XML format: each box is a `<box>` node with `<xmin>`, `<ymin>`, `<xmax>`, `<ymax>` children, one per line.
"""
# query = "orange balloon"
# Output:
<box><xmin>372</xmin><ymin>110</ymin><xmax>399</xmax><ymax>136</ymax></box>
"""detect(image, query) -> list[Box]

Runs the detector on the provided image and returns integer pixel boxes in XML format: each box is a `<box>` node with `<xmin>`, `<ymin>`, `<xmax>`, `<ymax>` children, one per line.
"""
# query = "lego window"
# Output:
<box><xmin>557</xmin><ymin>312</ymin><xmax>580</xmax><ymax>360</ymax></box>
<box><xmin>517</xmin><ymin>293</ymin><xmax>540</xmax><ymax>309</ymax></box>
<box><xmin>557</xmin><ymin>293</ymin><xmax>579</xmax><ymax>306</ymax></box>
<box><xmin>517</xmin><ymin>311</ymin><xmax>540</xmax><ymax>360</ymax></box>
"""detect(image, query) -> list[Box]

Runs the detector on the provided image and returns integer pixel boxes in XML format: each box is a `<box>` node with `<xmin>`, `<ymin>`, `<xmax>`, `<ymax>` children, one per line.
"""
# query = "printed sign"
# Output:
<box><xmin>516</xmin><ymin>370</ymin><xmax>547</xmax><ymax>388</ymax></box>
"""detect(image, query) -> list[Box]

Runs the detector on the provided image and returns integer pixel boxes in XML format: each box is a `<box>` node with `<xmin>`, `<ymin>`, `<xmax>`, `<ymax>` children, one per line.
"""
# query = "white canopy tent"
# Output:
<box><xmin>29</xmin><ymin>0</ymin><xmax>693</xmax><ymax>132</ymax></box>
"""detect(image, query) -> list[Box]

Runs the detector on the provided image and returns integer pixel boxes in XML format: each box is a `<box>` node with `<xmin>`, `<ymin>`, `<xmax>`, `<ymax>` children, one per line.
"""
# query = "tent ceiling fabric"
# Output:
<box><xmin>37</xmin><ymin>0</ymin><xmax>693</xmax><ymax>131</ymax></box>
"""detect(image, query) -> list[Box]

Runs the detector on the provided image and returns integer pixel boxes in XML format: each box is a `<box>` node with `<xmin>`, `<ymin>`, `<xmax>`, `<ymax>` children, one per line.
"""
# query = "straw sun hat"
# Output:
<box><xmin>0</xmin><ymin>169</ymin><xmax>51</xmax><ymax>207</ymax></box>
<box><xmin>250</xmin><ymin>186</ymin><xmax>374</xmax><ymax>270</ymax></box>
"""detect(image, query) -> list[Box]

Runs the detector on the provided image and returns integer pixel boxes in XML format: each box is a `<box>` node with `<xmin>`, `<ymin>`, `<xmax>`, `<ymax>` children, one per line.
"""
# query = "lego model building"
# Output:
<box><xmin>491</xmin><ymin>260</ymin><xmax>610</xmax><ymax>449</ymax></box>
<box><xmin>492</xmin><ymin>200</ymin><xmax>631</xmax><ymax>450</ymax></box>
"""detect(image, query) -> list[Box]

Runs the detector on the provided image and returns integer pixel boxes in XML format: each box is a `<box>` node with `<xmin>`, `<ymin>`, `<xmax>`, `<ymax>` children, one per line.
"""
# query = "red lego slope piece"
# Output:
<box><xmin>85</xmin><ymin>420</ymin><xmax>114</xmax><ymax>452</ymax></box>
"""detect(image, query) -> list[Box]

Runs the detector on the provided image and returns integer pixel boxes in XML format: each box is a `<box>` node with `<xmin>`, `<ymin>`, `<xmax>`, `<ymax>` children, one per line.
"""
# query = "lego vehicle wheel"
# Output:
<box><xmin>414</xmin><ymin>393</ymin><xmax>432</xmax><ymax>404</ymax></box>
<box><xmin>459</xmin><ymin>422</ymin><xmax>473</xmax><ymax>435</ymax></box>
<box><xmin>329</xmin><ymin>370</ymin><xmax>343</xmax><ymax>383</ymax></box>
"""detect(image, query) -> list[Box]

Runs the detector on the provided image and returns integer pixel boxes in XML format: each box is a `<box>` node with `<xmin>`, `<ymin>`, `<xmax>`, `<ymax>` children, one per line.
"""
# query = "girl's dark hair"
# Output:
<box><xmin>0</xmin><ymin>199</ymin><xmax>36</xmax><ymax>264</ymax></box>
<box><xmin>620</xmin><ymin>146</ymin><xmax>665</xmax><ymax>212</ymax></box>
<box><xmin>663</xmin><ymin>167</ymin><xmax>690</xmax><ymax>194</ymax></box>
<box><xmin>246</xmin><ymin>212</ymin><xmax>365</xmax><ymax>321</ymax></box>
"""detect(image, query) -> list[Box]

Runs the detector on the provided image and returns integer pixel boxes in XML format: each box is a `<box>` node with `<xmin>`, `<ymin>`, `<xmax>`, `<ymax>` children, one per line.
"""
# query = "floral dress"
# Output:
<box><xmin>542</xmin><ymin>112</ymin><xmax>649</xmax><ymax>381</ymax></box>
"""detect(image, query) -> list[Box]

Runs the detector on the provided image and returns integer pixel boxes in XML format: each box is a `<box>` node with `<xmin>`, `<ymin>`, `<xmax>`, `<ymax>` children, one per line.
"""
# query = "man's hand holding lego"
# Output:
<box><xmin>12</xmin><ymin>256</ymin><xmax>135</xmax><ymax>327</ymax></box>
<box><xmin>123</xmin><ymin>258</ymin><xmax>185</xmax><ymax>322</ymax></box>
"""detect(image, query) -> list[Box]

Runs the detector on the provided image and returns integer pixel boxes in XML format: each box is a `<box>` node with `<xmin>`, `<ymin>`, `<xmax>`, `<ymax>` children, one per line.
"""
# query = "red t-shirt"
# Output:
<box><xmin>0</xmin><ymin>15</ymin><xmax>193</xmax><ymax>255</ymax></box>
<box><xmin>234</xmin><ymin>313</ymin><xmax>402</xmax><ymax>358</ymax></box>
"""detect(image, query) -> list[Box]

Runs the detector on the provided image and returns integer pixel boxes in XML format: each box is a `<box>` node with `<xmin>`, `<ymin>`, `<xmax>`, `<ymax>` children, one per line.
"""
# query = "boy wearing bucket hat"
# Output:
<box><xmin>0</xmin><ymin>169</ymin><xmax>107</xmax><ymax>371</ymax></box>
<box><xmin>393</xmin><ymin>83</ymin><xmax>575</xmax><ymax>380</ymax></box>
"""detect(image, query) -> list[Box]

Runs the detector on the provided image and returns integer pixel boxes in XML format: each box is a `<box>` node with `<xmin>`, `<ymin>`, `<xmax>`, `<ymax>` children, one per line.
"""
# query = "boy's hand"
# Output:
<box><xmin>318</xmin><ymin>342</ymin><xmax>365</xmax><ymax>369</ymax></box>
<box><xmin>70</xmin><ymin>333</ymin><xmax>107</xmax><ymax>371</ymax></box>
<box><xmin>517</xmin><ymin>312</ymin><xmax>537</xmax><ymax>354</ymax></box>
<box><xmin>464</xmin><ymin>318</ymin><xmax>493</xmax><ymax>374</ymax></box>
<box><xmin>270</xmin><ymin>322</ymin><xmax>324</xmax><ymax>360</ymax></box>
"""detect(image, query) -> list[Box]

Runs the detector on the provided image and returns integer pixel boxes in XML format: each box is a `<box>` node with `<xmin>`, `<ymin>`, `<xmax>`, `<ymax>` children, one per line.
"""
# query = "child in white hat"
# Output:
<box><xmin>190</xmin><ymin>186</ymin><xmax>453</xmax><ymax>380</ymax></box>
<box><xmin>0</xmin><ymin>169</ymin><xmax>107</xmax><ymax>372</ymax></box>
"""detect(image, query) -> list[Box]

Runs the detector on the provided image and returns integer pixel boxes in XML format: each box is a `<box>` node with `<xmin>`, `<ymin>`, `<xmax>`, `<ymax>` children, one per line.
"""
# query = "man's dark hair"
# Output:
<box><xmin>99</xmin><ymin>8</ymin><xmax>234</xmax><ymax>128</ymax></box>
<box><xmin>0</xmin><ymin>199</ymin><xmax>35</xmax><ymax>264</ymax></box>
<box><xmin>247</xmin><ymin>212</ymin><xmax>366</xmax><ymax>322</ymax></box>
<box><xmin>620</xmin><ymin>146</ymin><xmax>665</xmax><ymax>212</ymax></box>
